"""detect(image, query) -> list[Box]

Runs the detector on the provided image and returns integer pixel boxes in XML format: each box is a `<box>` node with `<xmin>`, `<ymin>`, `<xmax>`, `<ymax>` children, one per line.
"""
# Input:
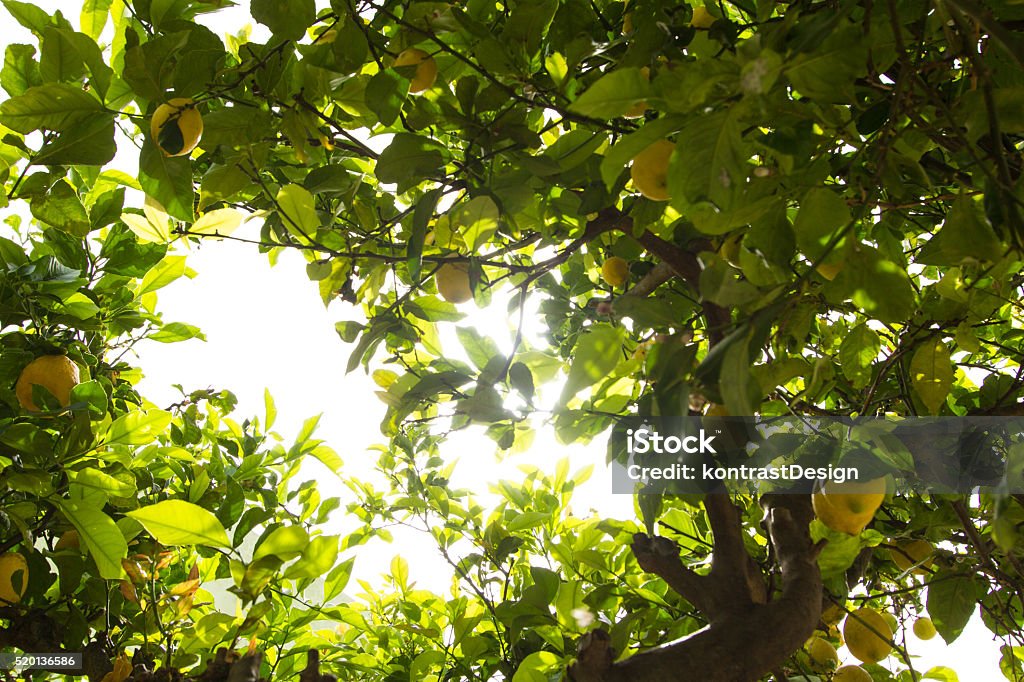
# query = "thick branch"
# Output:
<box><xmin>571</xmin><ymin>496</ymin><xmax>822</xmax><ymax>682</ymax></box>
<box><xmin>631</xmin><ymin>533</ymin><xmax>712</xmax><ymax>615</ymax></box>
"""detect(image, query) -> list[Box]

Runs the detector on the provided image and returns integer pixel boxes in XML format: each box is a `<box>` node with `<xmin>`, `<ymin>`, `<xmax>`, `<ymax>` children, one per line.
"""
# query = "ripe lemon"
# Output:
<box><xmin>834</xmin><ymin>665</ymin><xmax>872</xmax><ymax>682</ymax></box>
<box><xmin>844</xmin><ymin>608</ymin><xmax>893</xmax><ymax>664</ymax></box>
<box><xmin>623</xmin><ymin>66</ymin><xmax>651</xmax><ymax>119</ymax></box>
<box><xmin>812</xmin><ymin>476</ymin><xmax>886</xmax><ymax>535</ymax></box>
<box><xmin>15</xmin><ymin>355</ymin><xmax>80</xmax><ymax>412</ymax></box>
<box><xmin>436</xmin><ymin>260</ymin><xmax>472</xmax><ymax>303</ymax></box>
<box><xmin>601</xmin><ymin>257</ymin><xmax>630</xmax><ymax>287</ymax></box>
<box><xmin>889</xmin><ymin>539</ymin><xmax>934</xmax><ymax>575</ymax></box>
<box><xmin>0</xmin><ymin>552</ymin><xmax>28</xmax><ymax>605</ymax></box>
<box><xmin>691</xmin><ymin>6</ymin><xmax>716</xmax><ymax>28</ymax></box>
<box><xmin>394</xmin><ymin>48</ymin><xmax>437</xmax><ymax>94</ymax></box>
<box><xmin>630</xmin><ymin>139</ymin><xmax>674</xmax><ymax>201</ymax></box>
<box><xmin>805</xmin><ymin>636</ymin><xmax>839</xmax><ymax>672</ymax></box>
<box><xmin>150</xmin><ymin>98</ymin><xmax>203</xmax><ymax>157</ymax></box>
<box><xmin>913</xmin><ymin>616</ymin><xmax>937</xmax><ymax>640</ymax></box>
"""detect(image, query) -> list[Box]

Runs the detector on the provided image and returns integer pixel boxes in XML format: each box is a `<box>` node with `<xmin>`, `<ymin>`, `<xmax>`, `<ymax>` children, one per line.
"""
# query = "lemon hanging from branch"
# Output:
<box><xmin>0</xmin><ymin>552</ymin><xmax>28</xmax><ymax>605</ymax></box>
<box><xmin>150</xmin><ymin>98</ymin><xmax>204</xmax><ymax>157</ymax></box>
<box><xmin>394</xmin><ymin>48</ymin><xmax>438</xmax><ymax>94</ymax></box>
<box><xmin>15</xmin><ymin>354</ymin><xmax>80</xmax><ymax>412</ymax></box>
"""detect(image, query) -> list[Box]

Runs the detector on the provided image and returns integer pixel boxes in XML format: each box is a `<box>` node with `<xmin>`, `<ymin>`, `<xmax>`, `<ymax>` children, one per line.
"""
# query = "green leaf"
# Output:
<box><xmin>1</xmin><ymin>44</ymin><xmax>39</xmax><ymax>97</ymax></box>
<box><xmin>138</xmin><ymin>255</ymin><xmax>187</xmax><ymax>295</ymax></box>
<box><xmin>786</xmin><ymin>26</ymin><xmax>867</xmax><ymax>103</ymax></box>
<box><xmin>149</xmin><ymin>321</ymin><xmax>205</xmax><ymax>343</ymax></box>
<box><xmin>509</xmin><ymin>362</ymin><xmax>534</xmax><ymax>400</ymax></box>
<box><xmin>251</xmin><ymin>0</ymin><xmax>315</xmax><ymax>40</ymax></box>
<box><xmin>105</xmin><ymin>409</ymin><xmax>172</xmax><ymax>445</ymax></box>
<box><xmin>70</xmin><ymin>380</ymin><xmax>107</xmax><ymax>419</ymax></box>
<box><xmin>511</xmin><ymin>651</ymin><xmax>561</xmax><ymax>682</ymax></box>
<box><xmin>452</xmin><ymin>196</ymin><xmax>500</xmax><ymax>252</ymax></box>
<box><xmin>559</xmin><ymin>324</ymin><xmax>625</xmax><ymax>404</ymax></box>
<box><xmin>283</xmin><ymin>535</ymin><xmax>339</xmax><ymax>579</ymax></box>
<box><xmin>927</xmin><ymin>571</ymin><xmax>984</xmax><ymax>643</ymax></box>
<box><xmin>73</xmin><ymin>467</ymin><xmax>136</xmax><ymax>497</ymax></box>
<box><xmin>127</xmin><ymin>499</ymin><xmax>231</xmax><ymax>548</ymax></box>
<box><xmin>720</xmin><ymin>335</ymin><xmax>762</xmax><ymax>416</ymax></box>
<box><xmin>793</xmin><ymin>188</ymin><xmax>851</xmax><ymax>258</ymax></box>
<box><xmin>33</xmin><ymin>112</ymin><xmax>115</xmax><ymax>166</ymax></box>
<box><xmin>30</xmin><ymin>180</ymin><xmax>90</xmax><ymax>236</ymax></box>
<box><xmin>923</xmin><ymin>666</ymin><xmax>959</xmax><ymax>682</ymax></box>
<box><xmin>0</xmin><ymin>83</ymin><xmax>102</xmax><ymax>133</ymax></box>
<box><xmin>276</xmin><ymin>184</ymin><xmax>319</xmax><ymax>241</ymax></box>
<box><xmin>456</xmin><ymin>327</ymin><xmax>501</xmax><ymax>372</ymax></box>
<box><xmin>375</xmin><ymin>133</ymin><xmax>450</xmax><ymax>185</ymax></box>
<box><xmin>910</xmin><ymin>338</ymin><xmax>954</xmax><ymax>415</ymax></box>
<box><xmin>365</xmin><ymin>68</ymin><xmax>407</xmax><ymax>127</ymax></box>
<box><xmin>667</xmin><ymin>108</ymin><xmax>746</xmax><ymax>207</ymax></box>
<box><xmin>839</xmin><ymin>324</ymin><xmax>880</xmax><ymax>389</ymax></box>
<box><xmin>826</xmin><ymin>244</ymin><xmax>915</xmax><ymax>324</ymax></box>
<box><xmin>408</xmin><ymin>189</ymin><xmax>441</xmax><ymax>281</ymax></box>
<box><xmin>81</xmin><ymin>0</ymin><xmax>114</xmax><ymax>39</ymax></box>
<box><xmin>323</xmin><ymin>556</ymin><xmax>355</xmax><ymax>601</ymax></box>
<box><xmin>254</xmin><ymin>525</ymin><xmax>309</xmax><ymax>561</ymax></box>
<box><xmin>3</xmin><ymin>0</ymin><xmax>55</xmax><ymax>34</ymax></box>
<box><xmin>570</xmin><ymin>68</ymin><xmax>651</xmax><ymax>119</ymax></box>
<box><xmin>138</xmin><ymin>140</ymin><xmax>194</xmax><ymax>222</ymax></box>
<box><xmin>917</xmin><ymin>195</ymin><xmax>1003</xmax><ymax>265</ymax></box>
<box><xmin>57</xmin><ymin>500</ymin><xmax>127</xmax><ymax>579</ymax></box>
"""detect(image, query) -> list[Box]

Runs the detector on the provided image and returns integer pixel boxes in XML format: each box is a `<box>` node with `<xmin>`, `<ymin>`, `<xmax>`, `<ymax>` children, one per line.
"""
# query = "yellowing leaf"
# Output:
<box><xmin>190</xmin><ymin>207</ymin><xmax>244</xmax><ymax>237</ymax></box>
<box><xmin>910</xmin><ymin>339</ymin><xmax>954</xmax><ymax>415</ymax></box>
<box><xmin>121</xmin><ymin>212</ymin><xmax>170</xmax><ymax>243</ymax></box>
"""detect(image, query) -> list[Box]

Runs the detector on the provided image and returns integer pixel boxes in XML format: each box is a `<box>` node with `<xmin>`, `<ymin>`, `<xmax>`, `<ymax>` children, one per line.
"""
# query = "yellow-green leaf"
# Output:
<box><xmin>910</xmin><ymin>339</ymin><xmax>954</xmax><ymax>415</ymax></box>
<box><xmin>127</xmin><ymin>500</ymin><xmax>230</xmax><ymax>548</ymax></box>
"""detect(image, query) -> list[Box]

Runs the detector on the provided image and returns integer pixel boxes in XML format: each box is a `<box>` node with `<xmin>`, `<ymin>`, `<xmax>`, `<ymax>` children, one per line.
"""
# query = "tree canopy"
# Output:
<box><xmin>2</xmin><ymin>0</ymin><xmax>1024</xmax><ymax>680</ymax></box>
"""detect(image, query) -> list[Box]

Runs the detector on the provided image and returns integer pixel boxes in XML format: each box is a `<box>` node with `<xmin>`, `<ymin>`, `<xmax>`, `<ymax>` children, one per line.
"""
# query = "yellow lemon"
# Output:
<box><xmin>889</xmin><ymin>539</ymin><xmax>934</xmax><ymax>575</ymax></box>
<box><xmin>601</xmin><ymin>257</ymin><xmax>630</xmax><ymax>287</ymax></box>
<box><xmin>436</xmin><ymin>260</ymin><xmax>472</xmax><ymax>303</ymax></box>
<box><xmin>833</xmin><ymin>665</ymin><xmax>873</xmax><ymax>682</ymax></box>
<box><xmin>15</xmin><ymin>355</ymin><xmax>80</xmax><ymax>412</ymax></box>
<box><xmin>812</xmin><ymin>477</ymin><xmax>886</xmax><ymax>535</ymax></box>
<box><xmin>805</xmin><ymin>636</ymin><xmax>839</xmax><ymax>672</ymax></box>
<box><xmin>0</xmin><ymin>553</ymin><xmax>28</xmax><ymax>605</ymax></box>
<box><xmin>913</xmin><ymin>616</ymin><xmax>937</xmax><ymax>640</ymax></box>
<box><xmin>394</xmin><ymin>48</ymin><xmax>438</xmax><ymax>94</ymax></box>
<box><xmin>150</xmin><ymin>98</ymin><xmax>203</xmax><ymax>157</ymax></box>
<box><xmin>630</xmin><ymin>139</ymin><xmax>674</xmax><ymax>201</ymax></box>
<box><xmin>690</xmin><ymin>6</ymin><xmax>716</xmax><ymax>28</ymax></box>
<box><xmin>844</xmin><ymin>608</ymin><xmax>893</xmax><ymax>664</ymax></box>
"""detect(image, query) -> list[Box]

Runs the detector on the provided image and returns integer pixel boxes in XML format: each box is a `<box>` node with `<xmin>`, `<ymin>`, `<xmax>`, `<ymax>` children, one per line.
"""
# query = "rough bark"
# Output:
<box><xmin>570</xmin><ymin>494</ymin><xmax>823</xmax><ymax>682</ymax></box>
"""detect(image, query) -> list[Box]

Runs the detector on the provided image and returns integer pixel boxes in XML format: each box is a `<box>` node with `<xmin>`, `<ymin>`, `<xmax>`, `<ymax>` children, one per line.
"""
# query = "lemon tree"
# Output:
<box><xmin>1</xmin><ymin>0</ymin><xmax>1024</xmax><ymax>681</ymax></box>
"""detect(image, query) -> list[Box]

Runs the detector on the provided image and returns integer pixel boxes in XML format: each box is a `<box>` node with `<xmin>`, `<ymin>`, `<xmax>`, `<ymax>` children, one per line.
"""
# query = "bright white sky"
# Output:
<box><xmin>6</xmin><ymin>1</ymin><xmax>1010</xmax><ymax>678</ymax></box>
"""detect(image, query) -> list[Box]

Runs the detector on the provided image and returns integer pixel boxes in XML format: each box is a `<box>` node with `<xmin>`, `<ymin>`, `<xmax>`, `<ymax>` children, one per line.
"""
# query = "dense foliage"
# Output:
<box><xmin>2</xmin><ymin>0</ymin><xmax>1024</xmax><ymax>679</ymax></box>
